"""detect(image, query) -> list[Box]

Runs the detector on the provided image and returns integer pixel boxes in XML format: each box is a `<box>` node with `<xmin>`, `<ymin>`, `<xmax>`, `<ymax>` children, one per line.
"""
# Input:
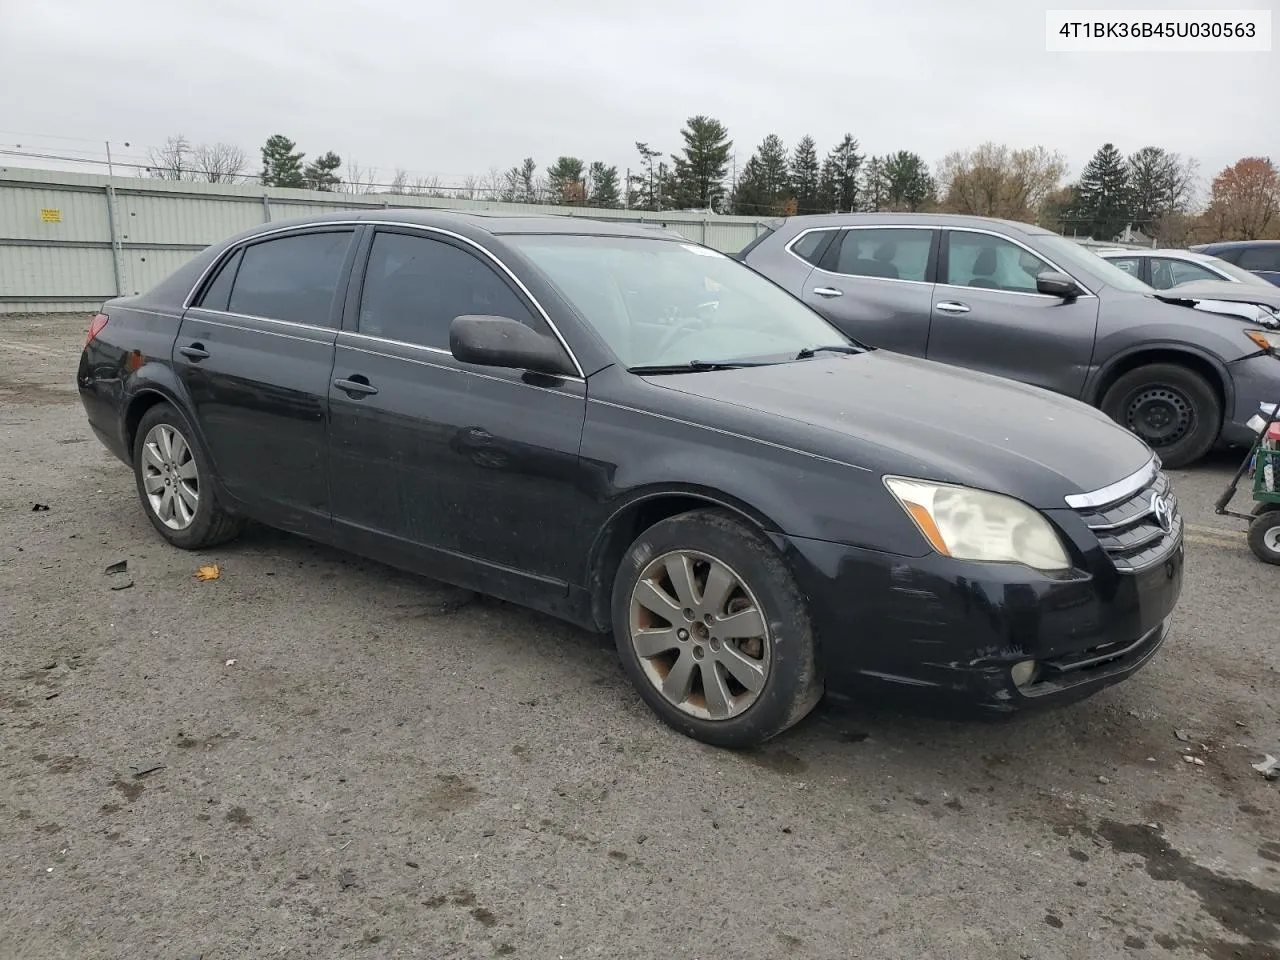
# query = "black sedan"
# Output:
<box><xmin>77</xmin><ymin>211</ymin><xmax>1185</xmax><ymax>748</ymax></box>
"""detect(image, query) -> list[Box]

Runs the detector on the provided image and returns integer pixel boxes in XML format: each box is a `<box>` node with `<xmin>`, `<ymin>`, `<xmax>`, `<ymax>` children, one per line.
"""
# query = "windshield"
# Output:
<box><xmin>1036</xmin><ymin>235</ymin><xmax>1156</xmax><ymax>295</ymax></box>
<box><xmin>1206</xmin><ymin>255</ymin><xmax>1276</xmax><ymax>287</ymax></box>
<box><xmin>505</xmin><ymin>234</ymin><xmax>857</xmax><ymax>368</ymax></box>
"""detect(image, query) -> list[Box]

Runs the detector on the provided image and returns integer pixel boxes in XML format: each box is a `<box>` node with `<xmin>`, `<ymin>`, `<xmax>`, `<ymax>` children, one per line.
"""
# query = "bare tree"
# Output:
<box><xmin>388</xmin><ymin>169</ymin><xmax>410</xmax><ymax>195</ymax></box>
<box><xmin>408</xmin><ymin>175</ymin><xmax>443</xmax><ymax>197</ymax></box>
<box><xmin>937</xmin><ymin>143</ymin><xmax>1068</xmax><ymax>221</ymax></box>
<box><xmin>192</xmin><ymin>142</ymin><xmax>247</xmax><ymax>183</ymax></box>
<box><xmin>147</xmin><ymin>135</ymin><xmax>193</xmax><ymax>180</ymax></box>
<box><xmin>342</xmin><ymin>160</ymin><xmax>378</xmax><ymax>194</ymax></box>
<box><xmin>479</xmin><ymin>166</ymin><xmax>505</xmax><ymax>200</ymax></box>
<box><xmin>460</xmin><ymin>174</ymin><xmax>481</xmax><ymax>201</ymax></box>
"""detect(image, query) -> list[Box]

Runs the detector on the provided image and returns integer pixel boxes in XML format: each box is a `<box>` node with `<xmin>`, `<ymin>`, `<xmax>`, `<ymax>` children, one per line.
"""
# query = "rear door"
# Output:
<box><xmin>174</xmin><ymin>227</ymin><xmax>359</xmax><ymax>533</ymax></box>
<box><xmin>925</xmin><ymin>228</ymin><xmax>1099</xmax><ymax>399</ymax></box>
<box><xmin>800</xmin><ymin>226</ymin><xmax>937</xmax><ymax>356</ymax></box>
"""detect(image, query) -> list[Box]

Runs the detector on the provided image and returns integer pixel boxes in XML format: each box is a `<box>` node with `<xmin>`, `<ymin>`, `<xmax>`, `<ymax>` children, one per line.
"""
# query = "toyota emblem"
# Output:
<box><xmin>1150</xmin><ymin>492</ymin><xmax>1173</xmax><ymax>532</ymax></box>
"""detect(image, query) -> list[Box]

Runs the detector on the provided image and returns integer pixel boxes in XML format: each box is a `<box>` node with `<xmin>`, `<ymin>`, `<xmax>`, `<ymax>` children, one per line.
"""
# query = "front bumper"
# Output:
<box><xmin>780</xmin><ymin>534</ymin><xmax>1183</xmax><ymax>714</ymax></box>
<box><xmin>1224</xmin><ymin>353</ymin><xmax>1280</xmax><ymax>447</ymax></box>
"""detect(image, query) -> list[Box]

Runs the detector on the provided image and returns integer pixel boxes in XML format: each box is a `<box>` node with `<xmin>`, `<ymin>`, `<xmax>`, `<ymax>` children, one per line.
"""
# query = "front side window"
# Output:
<box><xmin>226</xmin><ymin>231</ymin><xmax>354</xmax><ymax>326</ymax></box>
<box><xmin>357</xmin><ymin>231</ymin><xmax>548</xmax><ymax>350</ymax></box>
<box><xmin>506</xmin><ymin>235</ymin><xmax>855</xmax><ymax>369</ymax></box>
<box><xmin>827</xmin><ymin>228</ymin><xmax>932</xmax><ymax>282</ymax></box>
<box><xmin>1106</xmin><ymin>256</ymin><xmax>1143</xmax><ymax>278</ymax></box>
<box><xmin>944</xmin><ymin>232</ymin><xmax>1053</xmax><ymax>294</ymax></box>
<box><xmin>1238</xmin><ymin>246</ymin><xmax>1280</xmax><ymax>272</ymax></box>
<box><xmin>1152</xmin><ymin>257</ymin><xmax>1219</xmax><ymax>289</ymax></box>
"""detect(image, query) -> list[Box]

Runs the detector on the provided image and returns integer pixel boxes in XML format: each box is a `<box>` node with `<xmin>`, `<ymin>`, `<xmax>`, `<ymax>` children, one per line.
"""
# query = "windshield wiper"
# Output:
<box><xmin>795</xmin><ymin>344</ymin><xmax>863</xmax><ymax>359</ymax></box>
<box><xmin>628</xmin><ymin>359</ymin><xmax>781</xmax><ymax>374</ymax></box>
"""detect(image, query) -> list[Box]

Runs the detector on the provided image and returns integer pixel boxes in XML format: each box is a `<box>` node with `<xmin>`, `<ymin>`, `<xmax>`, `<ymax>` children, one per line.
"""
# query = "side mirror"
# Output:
<box><xmin>1037</xmin><ymin>271</ymin><xmax>1085</xmax><ymax>300</ymax></box>
<box><xmin>449</xmin><ymin>315</ymin><xmax>575</xmax><ymax>377</ymax></box>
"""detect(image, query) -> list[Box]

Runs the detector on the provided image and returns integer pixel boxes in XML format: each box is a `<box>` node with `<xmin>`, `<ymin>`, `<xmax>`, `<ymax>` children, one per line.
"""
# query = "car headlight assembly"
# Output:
<box><xmin>884</xmin><ymin>477</ymin><xmax>1071</xmax><ymax>573</ymax></box>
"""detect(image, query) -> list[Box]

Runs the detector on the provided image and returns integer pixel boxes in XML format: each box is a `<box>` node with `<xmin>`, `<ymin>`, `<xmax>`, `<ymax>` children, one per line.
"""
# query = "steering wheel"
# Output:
<box><xmin>651</xmin><ymin>309</ymin><xmax>714</xmax><ymax>359</ymax></box>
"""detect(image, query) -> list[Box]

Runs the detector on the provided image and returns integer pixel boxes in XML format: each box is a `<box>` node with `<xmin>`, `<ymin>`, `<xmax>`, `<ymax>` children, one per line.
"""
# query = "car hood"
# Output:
<box><xmin>645</xmin><ymin>351</ymin><xmax>1153</xmax><ymax>508</ymax></box>
<box><xmin>1153</xmin><ymin>281</ymin><xmax>1280</xmax><ymax>325</ymax></box>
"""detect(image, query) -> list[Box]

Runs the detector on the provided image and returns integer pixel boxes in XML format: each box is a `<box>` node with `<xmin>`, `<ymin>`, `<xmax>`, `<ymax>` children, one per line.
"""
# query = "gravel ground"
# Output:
<box><xmin>1</xmin><ymin>313</ymin><xmax>1277</xmax><ymax>960</ymax></box>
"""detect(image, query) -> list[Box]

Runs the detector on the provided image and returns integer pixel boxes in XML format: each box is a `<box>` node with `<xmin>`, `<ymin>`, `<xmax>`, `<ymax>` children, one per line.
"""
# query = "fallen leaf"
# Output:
<box><xmin>194</xmin><ymin>564</ymin><xmax>220</xmax><ymax>581</ymax></box>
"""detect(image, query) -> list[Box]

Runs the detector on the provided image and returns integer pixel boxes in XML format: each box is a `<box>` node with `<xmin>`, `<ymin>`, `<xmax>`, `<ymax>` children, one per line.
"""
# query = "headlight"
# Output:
<box><xmin>884</xmin><ymin>477</ymin><xmax>1071</xmax><ymax>572</ymax></box>
<box><xmin>1244</xmin><ymin>329</ymin><xmax>1276</xmax><ymax>352</ymax></box>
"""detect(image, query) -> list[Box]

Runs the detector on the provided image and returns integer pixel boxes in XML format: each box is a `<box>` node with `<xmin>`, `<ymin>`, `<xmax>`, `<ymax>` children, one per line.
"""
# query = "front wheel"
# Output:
<box><xmin>1100</xmin><ymin>364</ymin><xmax>1221</xmax><ymax>469</ymax></box>
<box><xmin>610</xmin><ymin>509</ymin><xmax>823</xmax><ymax>749</ymax></box>
<box><xmin>1247</xmin><ymin>512</ymin><xmax>1280</xmax><ymax>565</ymax></box>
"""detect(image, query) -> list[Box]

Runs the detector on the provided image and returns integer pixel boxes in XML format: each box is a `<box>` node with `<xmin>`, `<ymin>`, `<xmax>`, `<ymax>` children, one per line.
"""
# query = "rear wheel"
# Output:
<box><xmin>132</xmin><ymin>403</ymin><xmax>243</xmax><ymax>549</ymax></box>
<box><xmin>1100</xmin><ymin>364</ymin><xmax>1221</xmax><ymax>469</ymax></box>
<box><xmin>1247</xmin><ymin>512</ymin><xmax>1280</xmax><ymax>565</ymax></box>
<box><xmin>610</xmin><ymin>509</ymin><xmax>822</xmax><ymax>749</ymax></box>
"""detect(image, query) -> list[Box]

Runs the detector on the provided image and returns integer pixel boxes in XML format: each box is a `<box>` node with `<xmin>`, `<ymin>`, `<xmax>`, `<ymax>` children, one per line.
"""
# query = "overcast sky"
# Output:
<box><xmin>0</xmin><ymin>0</ymin><xmax>1275</xmax><ymax>193</ymax></box>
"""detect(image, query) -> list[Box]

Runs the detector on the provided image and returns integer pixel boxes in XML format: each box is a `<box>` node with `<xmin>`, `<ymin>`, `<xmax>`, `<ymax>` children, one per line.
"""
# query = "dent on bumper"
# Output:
<box><xmin>779</xmin><ymin>534</ymin><xmax>1182</xmax><ymax>713</ymax></box>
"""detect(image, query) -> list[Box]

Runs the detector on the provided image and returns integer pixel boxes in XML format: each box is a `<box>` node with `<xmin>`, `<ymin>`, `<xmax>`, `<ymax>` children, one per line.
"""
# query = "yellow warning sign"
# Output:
<box><xmin>40</xmin><ymin>208</ymin><xmax>62</xmax><ymax>223</ymax></box>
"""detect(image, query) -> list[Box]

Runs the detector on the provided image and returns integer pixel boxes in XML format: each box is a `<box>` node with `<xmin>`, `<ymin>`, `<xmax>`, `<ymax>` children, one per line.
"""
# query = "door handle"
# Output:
<box><xmin>812</xmin><ymin>286</ymin><xmax>844</xmax><ymax>298</ymax></box>
<box><xmin>936</xmin><ymin>301</ymin><xmax>971</xmax><ymax>314</ymax></box>
<box><xmin>334</xmin><ymin>375</ymin><xmax>378</xmax><ymax>398</ymax></box>
<box><xmin>179</xmin><ymin>343</ymin><xmax>210</xmax><ymax>361</ymax></box>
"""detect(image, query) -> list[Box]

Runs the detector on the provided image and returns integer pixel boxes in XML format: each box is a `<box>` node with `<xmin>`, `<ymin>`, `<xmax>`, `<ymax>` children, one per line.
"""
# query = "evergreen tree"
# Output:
<box><xmin>628</xmin><ymin>142</ymin><xmax>664</xmax><ymax>211</ymax></box>
<box><xmin>1127</xmin><ymin>146</ymin><xmax>1195</xmax><ymax>230</ymax></box>
<box><xmin>882</xmin><ymin>150</ymin><xmax>936</xmax><ymax>211</ymax></box>
<box><xmin>671</xmin><ymin>115</ymin><xmax>732</xmax><ymax>210</ymax></box>
<box><xmin>1074</xmin><ymin>143</ymin><xmax>1133</xmax><ymax>240</ymax></box>
<box><xmin>587</xmin><ymin>162</ymin><xmax>620</xmax><ymax>208</ymax></box>
<box><xmin>260</xmin><ymin>134</ymin><xmax>305</xmax><ymax>188</ymax></box>
<box><xmin>862</xmin><ymin>156</ymin><xmax>889</xmax><ymax>211</ymax></box>
<box><xmin>791</xmin><ymin>136</ymin><xmax>821</xmax><ymax>214</ymax></box>
<box><xmin>546</xmin><ymin>156</ymin><xmax>586</xmax><ymax>204</ymax></box>
<box><xmin>817</xmin><ymin>134</ymin><xmax>863</xmax><ymax>212</ymax></box>
<box><xmin>733</xmin><ymin>135</ymin><xmax>790</xmax><ymax>215</ymax></box>
<box><xmin>303</xmin><ymin>151</ymin><xmax>342</xmax><ymax>191</ymax></box>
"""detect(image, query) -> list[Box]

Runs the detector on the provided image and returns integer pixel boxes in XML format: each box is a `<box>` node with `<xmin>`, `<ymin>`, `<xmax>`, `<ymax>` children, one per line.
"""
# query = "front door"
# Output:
<box><xmin>173</xmin><ymin>227</ymin><xmax>358</xmax><ymax>533</ymax></box>
<box><xmin>925</xmin><ymin>229</ymin><xmax>1100</xmax><ymax>399</ymax></box>
<box><xmin>326</xmin><ymin>226</ymin><xmax>590</xmax><ymax>599</ymax></box>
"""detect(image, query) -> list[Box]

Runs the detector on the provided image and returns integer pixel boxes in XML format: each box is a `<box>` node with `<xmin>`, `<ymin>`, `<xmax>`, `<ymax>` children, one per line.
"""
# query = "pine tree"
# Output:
<box><xmin>671</xmin><ymin>115</ymin><xmax>732</xmax><ymax>210</ymax></box>
<box><xmin>546</xmin><ymin>157</ymin><xmax>586</xmax><ymax>205</ymax></box>
<box><xmin>882</xmin><ymin>150</ymin><xmax>936</xmax><ymax>211</ymax></box>
<box><xmin>628</xmin><ymin>142</ymin><xmax>664</xmax><ymax>211</ymax></box>
<box><xmin>862</xmin><ymin>157</ymin><xmax>889</xmax><ymax>211</ymax></box>
<box><xmin>260</xmin><ymin>134</ymin><xmax>305</xmax><ymax>188</ymax></box>
<box><xmin>791</xmin><ymin>136</ymin><xmax>821</xmax><ymax>214</ymax></box>
<box><xmin>1074</xmin><ymin>143</ymin><xmax>1133</xmax><ymax>240</ymax></box>
<box><xmin>587</xmin><ymin>162</ymin><xmax>620</xmax><ymax>208</ymax></box>
<box><xmin>733</xmin><ymin>135</ymin><xmax>791</xmax><ymax>215</ymax></box>
<box><xmin>303</xmin><ymin>151</ymin><xmax>342</xmax><ymax>191</ymax></box>
<box><xmin>817</xmin><ymin>134</ymin><xmax>863</xmax><ymax>213</ymax></box>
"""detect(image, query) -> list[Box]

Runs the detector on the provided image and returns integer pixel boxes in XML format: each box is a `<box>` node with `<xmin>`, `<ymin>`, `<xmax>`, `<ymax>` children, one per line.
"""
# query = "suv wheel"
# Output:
<box><xmin>610</xmin><ymin>509</ymin><xmax>823</xmax><ymax>749</ymax></box>
<box><xmin>133</xmin><ymin>403</ymin><xmax>243</xmax><ymax>549</ymax></box>
<box><xmin>1100</xmin><ymin>364</ymin><xmax>1221</xmax><ymax>469</ymax></box>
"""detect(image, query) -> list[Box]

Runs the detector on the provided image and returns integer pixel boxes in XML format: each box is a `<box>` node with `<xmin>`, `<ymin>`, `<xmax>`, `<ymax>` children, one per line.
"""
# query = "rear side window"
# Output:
<box><xmin>195</xmin><ymin>249</ymin><xmax>242</xmax><ymax>311</ymax></box>
<box><xmin>789</xmin><ymin>230</ymin><xmax>834</xmax><ymax>266</ymax></box>
<box><xmin>827</xmin><ymin>228</ymin><xmax>933</xmax><ymax>282</ymax></box>
<box><xmin>1106</xmin><ymin>256</ymin><xmax>1142</xmax><ymax>278</ymax></box>
<box><xmin>357</xmin><ymin>231</ymin><xmax>546</xmax><ymax>349</ymax></box>
<box><xmin>1238</xmin><ymin>246</ymin><xmax>1280</xmax><ymax>272</ymax></box>
<box><xmin>226</xmin><ymin>231</ymin><xmax>355</xmax><ymax>326</ymax></box>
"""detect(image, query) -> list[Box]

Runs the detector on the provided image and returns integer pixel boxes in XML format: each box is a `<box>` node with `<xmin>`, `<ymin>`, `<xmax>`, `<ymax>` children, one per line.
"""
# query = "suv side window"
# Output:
<box><xmin>1238</xmin><ymin>246</ymin><xmax>1280</xmax><ymax>272</ymax></box>
<box><xmin>825</xmin><ymin>228</ymin><xmax>932</xmax><ymax>282</ymax></box>
<box><xmin>1152</xmin><ymin>257</ymin><xmax>1219</xmax><ymax>289</ymax></box>
<box><xmin>945</xmin><ymin>232</ymin><xmax>1054</xmax><ymax>294</ymax></box>
<box><xmin>357</xmin><ymin>230</ymin><xmax>550</xmax><ymax>350</ymax></box>
<box><xmin>1106</xmin><ymin>256</ymin><xmax>1143</xmax><ymax>279</ymax></box>
<box><xmin>789</xmin><ymin>229</ymin><xmax>835</xmax><ymax>266</ymax></box>
<box><xmin>226</xmin><ymin>230</ymin><xmax>355</xmax><ymax>326</ymax></box>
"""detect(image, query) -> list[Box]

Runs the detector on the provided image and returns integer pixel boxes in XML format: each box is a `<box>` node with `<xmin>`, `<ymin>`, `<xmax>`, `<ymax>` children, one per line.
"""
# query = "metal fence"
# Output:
<box><xmin>0</xmin><ymin>166</ymin><xmax>776</xmax><ymax>315</ymax></box>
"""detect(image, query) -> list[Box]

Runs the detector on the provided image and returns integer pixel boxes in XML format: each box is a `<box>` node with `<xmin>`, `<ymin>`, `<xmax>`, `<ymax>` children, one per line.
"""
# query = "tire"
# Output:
<box><xmin>610</xmin><ymin>508</ymin><xmax>823</xmax><ymax>749</ymax></box>
<box><xmin>1247</xmin><ymin>512</ymin><xmax>1280</xmax><ymax>565</ymax></box>
<box><xmin>1100</xmin><ymin>364</ymin><xmax>1221</xmax><ymax>469</ymax></box>
<box><xmin>132</xmin><ymin>402</ymin><xmax>243</xmax><ymax>550</ymax></box>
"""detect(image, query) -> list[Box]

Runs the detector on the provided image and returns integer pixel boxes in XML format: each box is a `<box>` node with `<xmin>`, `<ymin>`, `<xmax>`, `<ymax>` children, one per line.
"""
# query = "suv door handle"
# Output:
<box><xmin>936</xmin><ymin>301</ymin><xmax>971</xmax><ymax>314</ymax></box>
<box><xmin>178</xmin><ymin>343</ymin><xmax>210</xmax><ymax>361</ymax></box>
<box><xmin>334</xmin><ymin>375</ymin><xmax>378</xmax><ymax>398</ymax></box>
<box><xmin>812</xmin><ymin>287</ymin><xmax>844</xmax><ymax>298</ymax></box>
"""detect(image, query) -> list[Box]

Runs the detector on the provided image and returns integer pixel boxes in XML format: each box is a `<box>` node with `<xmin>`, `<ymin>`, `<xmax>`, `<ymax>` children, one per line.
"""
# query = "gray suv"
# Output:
<box><xmin>739</xmin><ymin>213</ymin><xmax>1280</xmax><ymax>467</ymax></box>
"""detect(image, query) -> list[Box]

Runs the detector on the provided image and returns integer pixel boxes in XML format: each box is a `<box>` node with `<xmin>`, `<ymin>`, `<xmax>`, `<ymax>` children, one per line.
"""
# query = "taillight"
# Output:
<box><xmin>86</xmin><ymin>313</ymin><xmax>109</xmax><ymax>346</ymax></box>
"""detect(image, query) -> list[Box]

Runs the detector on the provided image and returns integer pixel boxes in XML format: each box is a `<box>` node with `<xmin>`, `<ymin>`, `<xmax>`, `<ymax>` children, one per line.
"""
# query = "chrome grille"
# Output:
<box><xmin>1068</xmin><ymin>459</ymin><xmax>1182</xmax><ymax>573</ymax></box>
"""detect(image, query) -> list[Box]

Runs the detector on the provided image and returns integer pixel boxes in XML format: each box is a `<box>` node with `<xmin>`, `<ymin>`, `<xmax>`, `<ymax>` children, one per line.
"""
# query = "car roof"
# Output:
<box><xmin>1099</xmin><ymin>248</ymin><xmax>1224</xmax><ymax>262</ymax></box>
<box><xmin>764</xmin><ymin>211</ymin><xmax>1057</xmax><ymax>237</ymax></box>
<box><xmin>232</xmin><ymin>208</ymin><xmax>685</xmax><ymax>241</ymax></box>
<box><xmin>1191</xmin><ymin>239</ymin><xmax>1280</xmax><ymax>251</ymax></box>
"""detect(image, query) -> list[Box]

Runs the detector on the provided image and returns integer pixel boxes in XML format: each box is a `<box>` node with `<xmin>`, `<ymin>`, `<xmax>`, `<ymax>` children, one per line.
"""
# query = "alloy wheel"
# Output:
<box><xmin>141</xmin><ymin>423</ymin><xmax>200</xmax><ymax>530</ymax></box>
<box><xmin>628</xmin><ymin>550</ymin><xmax>771</xmax><ymax>721</ymax></box>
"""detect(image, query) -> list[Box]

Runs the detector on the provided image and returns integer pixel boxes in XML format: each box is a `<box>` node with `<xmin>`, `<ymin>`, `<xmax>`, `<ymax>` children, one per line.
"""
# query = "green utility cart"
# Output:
<box><xmin>1215</xmin><ymin>402</ymin><xmax>1280</xmax><ymax>565</ymax></box>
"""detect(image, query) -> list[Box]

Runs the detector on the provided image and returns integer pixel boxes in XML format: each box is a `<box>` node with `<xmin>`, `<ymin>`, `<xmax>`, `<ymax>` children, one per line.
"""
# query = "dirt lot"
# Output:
<box><xmin>1</xmin><ymin>313</ymin><xmax>1277</xmax><ymax>960</ymax></box>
